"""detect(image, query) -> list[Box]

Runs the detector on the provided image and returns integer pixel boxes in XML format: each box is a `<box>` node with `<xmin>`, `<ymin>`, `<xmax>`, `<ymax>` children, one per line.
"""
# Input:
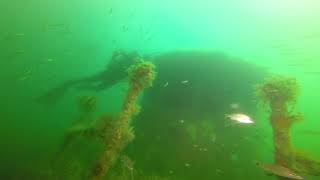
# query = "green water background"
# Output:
<box><xmin>1</xmin><ymin>0</ymin><xmax>320</xmax><ymax>179</ymax></box>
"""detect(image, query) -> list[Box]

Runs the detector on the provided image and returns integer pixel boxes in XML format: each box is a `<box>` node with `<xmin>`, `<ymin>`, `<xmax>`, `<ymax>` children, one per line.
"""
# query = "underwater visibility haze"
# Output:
<box><xmin>1</xmin><ymin>0</ymin><xmax>320</xmax><ymax>179</ymax></box>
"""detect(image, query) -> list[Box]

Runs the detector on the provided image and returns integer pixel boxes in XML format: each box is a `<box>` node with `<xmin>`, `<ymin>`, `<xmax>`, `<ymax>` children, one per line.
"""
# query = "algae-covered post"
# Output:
<box><xmin>90</xmin><ymin>61</ymin><xmax>156</xmax><ymax>180</ymax></box>
<box><xmin>255</xmin><ymin>76</ymin><xmax>320</xmax><ymax>176</ymax></box>
<box><xmin>255</xmin><ymin>76</ymin><xmax>299</xmax><ymax>166</ymax></box>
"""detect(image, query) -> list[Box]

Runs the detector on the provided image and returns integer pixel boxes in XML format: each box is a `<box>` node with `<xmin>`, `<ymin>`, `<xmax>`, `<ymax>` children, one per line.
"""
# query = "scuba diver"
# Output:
<box><xmin>36</xmin><ymin>50</ymin><xmax>141</xmax><ymax>104</ymax></box>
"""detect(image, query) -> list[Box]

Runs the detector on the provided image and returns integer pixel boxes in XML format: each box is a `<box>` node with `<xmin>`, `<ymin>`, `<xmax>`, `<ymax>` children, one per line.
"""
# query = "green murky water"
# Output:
<box><xmin>1</xmin><ymin>0</ymin><xmax>320</xmax><ymax>179</ymax></box>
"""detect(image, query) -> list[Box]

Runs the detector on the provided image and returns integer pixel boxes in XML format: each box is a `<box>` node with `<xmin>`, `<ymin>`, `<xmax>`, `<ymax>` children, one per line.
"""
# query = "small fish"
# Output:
<box><xmin>163</xmin><ymin>82</ymin><xmax>169</xmax><ymax>87</ymax></box>
<box><xmin>18</xmin><ymin>69</ymin><xmax>32</xmax><ymax>81</ymax></box>
<box><xmin>120</xmin><ymin>155</ymin><xmax>134</xmax><ymax>180</ymax></box>
<box><xmin>122</xmin><ymin>25</ymin><xmax>129</xmax><ymax>32</ymax></box>
<box><xmin>256</xmin><ymin>162</ymin><xmax>303</xmax><ymax>180</ymax></box>
<box><xmin>179</xmin><ymin>119</ymin><xmax>184</xmax><ymax>124</ymax></box>
<box><xmin>211</xmin><ymin>135</ymin><xmax>216</xmax><ymax>143</ymax></box>
<box><xmin>230</xmin><ymin>103</ymin><xmax>240</xmax><ymax>109</ymax></box>
<box><xmin>18</xmin><ymin>76</ymin><xmax>29</xmax><ymax>81</ymax></box>
<box><xmin>287</xmin><ymin>63</ymin><xmax>307</xmax><ymax>67</ymax></box>
<box><xmin>23</xmin><ymin>69</ymin><xmax>32</xmax><ymax>75</ymax></box>
<box><xmin>7</xmin><ymin>50</ymin><xmax>25</xmax><ymax>60</ymax></box>
<box><xmin>46</xmin><ymin>58</ymin><xmax>54</xmax><ymax>62</ymax></box>
<box><xmin>299</xmin><ymin>130</ymin><xmax>320</xmax><ymax>135</ymax></box>
<box><xmin>226</xmin><ymin>113</ymin><xmax>254</xmax><ymax>124</ymax></box>
<box><xmin>230</xmin><ymin>153</ymin><xmax>239</xmax><ymax>161</ymax></box>
<box><xmin>304</xmin><ymin>71</ymin><xmax>320</xmax><ymax>75</ymax></box>
<box><xmin>15</xmin><ymin>50</ymin><xmax>25</xmax><ymax>54</ymax></box>
<box><xmin>63</xmin><ymin>49</ymin><xmax>73</xmax><ymax>55</ymax></box>
<box><xmin>215</xmin><ymin>169</ymin><xmax>223</xmax><ymax>174</ymax></box>
<box><xmin>267</xmin><ymin>89</ymin><xmax>278</xmax><ymax>93</ymax></box>
<box><xmin>108</xmin><ymin>8</ymin><xmax>113</xmax><ymax>15</ymax></box>
<box><xmin>15</xmin><ymin>33</ymin><xmax>25</xmax><ymax>37</ymax></box>
<box><xmin>146</xmin><ymin>34</ymin><xmax>153</xmax><ymax>40</ymax></box>
<box><xmin>302</xmin><ymin>33</ymin><xmax>320</xmax><ymax>39</ymax></box>
<box><xmin>181</xmin><ymin>80</ymin><xmax>189</xmax><ymax>84</ymax></box>
<box><xmin>42</xmin><ymin>23</ymin><xmax>70</xmax><ymax>33</ymax></box>
<box><xmin>3</xmin><ymin>32</ymin><xmax>25</xmax><ymax>40</ymax></box>
<box><xmin>199</xmin><ymin>147</ymin><xmax>208</xmax><ymax>151</ymax></box>
<box><xmin>193</xmin><ymin>144</ymin><xmax>199</xmax><ymax>148</ymax></box>
<box><xmin>120</xmin><ymin>155</ymin><xmax>134</xmax><ymax>171</ymax></box>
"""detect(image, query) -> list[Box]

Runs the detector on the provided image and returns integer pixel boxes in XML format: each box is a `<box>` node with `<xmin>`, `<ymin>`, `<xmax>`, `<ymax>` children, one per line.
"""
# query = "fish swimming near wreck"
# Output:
<box><xmin>225</xmin><ymin>113</ymin><xmax>254</xmax><ymax>124</ymax></box>
<box><xmin>256</xmin><ymin>162</ymin><xmax>304</xmax><ymax>180</ymax></box>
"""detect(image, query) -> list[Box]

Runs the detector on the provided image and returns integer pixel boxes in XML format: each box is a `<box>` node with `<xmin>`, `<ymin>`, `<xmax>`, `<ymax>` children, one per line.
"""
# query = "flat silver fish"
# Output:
<box><xmin>256</xmin><ymin>162</ymin><xmax>303</xmax><ymax>180</ymax></box>
<box><xmin>225</xmin><ymin>113</ymin><xmax>254</xmax><ymax>124</ymax></box>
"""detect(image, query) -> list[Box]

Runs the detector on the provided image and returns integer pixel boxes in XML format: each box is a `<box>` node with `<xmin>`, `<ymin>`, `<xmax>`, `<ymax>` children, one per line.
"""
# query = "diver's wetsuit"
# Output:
<box><xmin>36</xmin><ymin>51</ymin><xmax>141</xmax><ymax>104</ymax></box>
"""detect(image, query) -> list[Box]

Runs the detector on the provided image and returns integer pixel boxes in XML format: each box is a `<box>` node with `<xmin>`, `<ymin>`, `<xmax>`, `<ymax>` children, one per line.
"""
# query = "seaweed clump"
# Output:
<box><xmin>90</xmin><ymin>61</ymin><xmax>156</xmax><ymax>180</ymax></box>
<box><xmin>255</xmin><ymin>76</ymin><xmax>320</xmax><ymax>176</ymax></box>
<box><xmin>255</xmin><ymin>76</ymin><xmax>299</xmax><ymax>109</ymax></box>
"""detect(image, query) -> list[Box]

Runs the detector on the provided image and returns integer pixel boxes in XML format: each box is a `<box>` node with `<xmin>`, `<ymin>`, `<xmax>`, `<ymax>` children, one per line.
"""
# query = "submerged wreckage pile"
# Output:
<box><xmin>51</xmin><ymin>50</ymin><xmax>319</xmax><ymax>179</ymax></box>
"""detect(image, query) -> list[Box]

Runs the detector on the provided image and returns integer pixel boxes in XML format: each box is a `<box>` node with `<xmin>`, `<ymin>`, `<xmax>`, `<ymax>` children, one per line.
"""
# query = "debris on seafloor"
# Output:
<box><xmin>256</xmin><ymin>162</ymin><xmax>304</xmax><ymax>180</ymax></box>
<box><xmin>225</xmin><ymin>113</ymin><xmax>254</xmax><ymax>124</ymax></box>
